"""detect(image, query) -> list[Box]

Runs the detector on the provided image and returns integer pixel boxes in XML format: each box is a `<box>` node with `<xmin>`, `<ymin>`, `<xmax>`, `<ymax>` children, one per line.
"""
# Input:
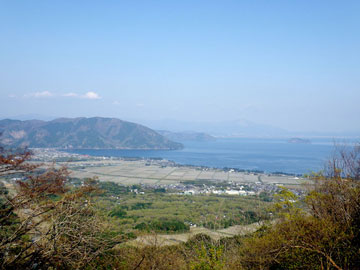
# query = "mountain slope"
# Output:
<box><xmin>157</xmin><ymin>130</ymin><xmax>216</xmax><ymax>142</ymax></box>
<box><xmin>0</xmin><ymin>117</ymin><xmax>183</xmax><ymax>150</ymax></box>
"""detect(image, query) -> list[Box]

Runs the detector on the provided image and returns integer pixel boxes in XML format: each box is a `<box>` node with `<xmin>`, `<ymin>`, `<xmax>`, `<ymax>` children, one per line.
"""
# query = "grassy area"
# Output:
<box><xmin>94</xmin><ymin>181</ymin><xmax>272</xmax><ymax>233</ymax></box>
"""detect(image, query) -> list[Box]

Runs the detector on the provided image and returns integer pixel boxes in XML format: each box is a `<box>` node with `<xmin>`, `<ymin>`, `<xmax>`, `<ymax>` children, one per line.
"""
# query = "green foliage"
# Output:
<box><xmin>109</xmin><ymin>207</ymin><xmax>127</xmax><ymax>218</ymax></box>
<box><xmin>184</xmin><ymin>235</ymin><xmax>226</xmax><ymax>270</ymax></box>
<box><xmin>99</xmin><ymin>181</ymin><xmax>129</xmax><ymax>195</ymax></box>
<box><xmin>273</xmin><ymin>186</ymin><xmax>302</xmax><ymax>218</ymax></box>
<box><xmin>243</xmin><ymin>210</ymin><xmax>260</xmax><ymax>223</ymax></box>
<box><xmin>190</xmin><ymin>243</ymin><xmax>225</xmax><ymax>270</ymax></box>
<box><xmin>238</xmin><ymin>177</ymin><xmax>360</xmax><ymax>270</ymax></box>
<box><xmin>131</xmin><ymin>202</ymin><xmax>152</xmax><ymax>210</ymax></box>
<box><xmin>134</xmin><ymin>219</ymin><xmax>190</xmax><ymax>232</ymax></box>
<box><xmin>96</xmin><ymin>189</ymin><xmax>271</xmax><ymax>233</ymax></box>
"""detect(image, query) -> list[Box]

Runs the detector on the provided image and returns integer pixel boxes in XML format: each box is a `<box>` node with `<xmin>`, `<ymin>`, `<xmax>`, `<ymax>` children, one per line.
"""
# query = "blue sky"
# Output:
<box><xmin>1</xmin><ymin>1</ymin><xmax>359</xmax><ymax>133</ymax></box>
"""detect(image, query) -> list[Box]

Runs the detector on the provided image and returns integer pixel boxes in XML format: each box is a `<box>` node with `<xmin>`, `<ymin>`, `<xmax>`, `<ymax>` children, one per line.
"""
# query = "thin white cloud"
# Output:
<box><xmin>82</xmin><ymin>91</ymin><xmax>101</xmax><ymax>99</ymax></box>
<box><xmin>113</xmin><ymin>100</ymin><xmax>121</xmax><ymax>105</ymax></box>
<box><xmin>8</xmin><ymin>94</ymin><xmax>17</xmax><ymax>98</ymax></box>
<box><xmin>21</xmin><ymin>91</ymin><xmax>101</xmax><ymax>100</ymax></box>
<box><xmin>63</xmin><ymin>92</ymin><xmax>79</xmax><ymax>97</ymax></box>
<box><xmin>24</xmin><ymin>91</ymin><xmax>54</xmax><ymax>98</ymax></box>
<box><xmin>136</xmin><ymin>103</ymin><xmax>144</xmax><ymax>107</ymax></box>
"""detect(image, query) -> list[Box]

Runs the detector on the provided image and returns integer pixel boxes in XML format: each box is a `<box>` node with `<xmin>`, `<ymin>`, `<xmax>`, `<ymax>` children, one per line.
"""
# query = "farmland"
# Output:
<box><xmin>27</xmin><ymin>148</ymin><xmax>312</xmax><ymax>240</ymax></box>
<box><xmin>31</xmin><ymin>149</ymin><xmax>311</xmax><ymax>189</ymax></box>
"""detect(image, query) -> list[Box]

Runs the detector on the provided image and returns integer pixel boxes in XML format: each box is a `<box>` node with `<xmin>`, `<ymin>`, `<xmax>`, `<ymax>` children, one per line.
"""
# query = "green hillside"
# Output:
<box><xmin>0</xmin><ymin>117</ymin><xmax>183</xmax><ymax>150</ymax></box>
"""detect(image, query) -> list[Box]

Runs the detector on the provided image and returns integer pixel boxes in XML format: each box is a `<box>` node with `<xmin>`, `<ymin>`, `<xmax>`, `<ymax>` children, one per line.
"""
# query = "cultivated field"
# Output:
<box><xmin>63</xmin><ymin>159</ymin><xmax>310</xmax><ymax>188</ymax></box>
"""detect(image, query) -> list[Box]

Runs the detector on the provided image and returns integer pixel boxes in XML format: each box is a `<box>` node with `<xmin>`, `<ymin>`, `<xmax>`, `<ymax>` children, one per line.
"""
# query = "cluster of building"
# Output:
<box><xmin>137</xmin><ymin>180</ymin><xmax>281</xmax><ymax>197</ymax></box>
<box><xmin>30</xmin><ymin>148</ymin><xmax>88</xmax><ymax>161</ymax></box>
<box><xmin>183</xmin><ymin>189</ymin><xmax>256</xmax><ymax>196</ymax></box>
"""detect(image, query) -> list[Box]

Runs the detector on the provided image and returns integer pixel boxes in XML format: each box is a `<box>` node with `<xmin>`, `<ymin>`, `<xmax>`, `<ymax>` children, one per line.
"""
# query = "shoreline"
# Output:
<box><xmin>30</xmin><ymin>148</ymin><xmax>311</xmax><ymax>193</ymax></box>
<box><xmin>33</xmin><ymin>147</ymin><xmax>305</xmax><ymax>177</ymax></box>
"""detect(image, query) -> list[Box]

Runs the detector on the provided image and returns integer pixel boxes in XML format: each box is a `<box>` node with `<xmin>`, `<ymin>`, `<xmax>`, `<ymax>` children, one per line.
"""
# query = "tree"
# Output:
<box><xmin>0</xmin><ymin>145</ymin><xmax>120</xmax><ymax>269</ymax></box>
<box><xmin>324</xmin><ymin>142</ymin><xmax>360</xmax><ymax>180</ymax></box>
<box><xmin>238</xmin><ymin>142</ymin><xmax>360</xmax><ymax>270</ymax></box>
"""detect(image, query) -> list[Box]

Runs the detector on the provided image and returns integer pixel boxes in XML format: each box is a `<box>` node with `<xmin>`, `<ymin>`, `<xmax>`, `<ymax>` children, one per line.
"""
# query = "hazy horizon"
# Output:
<box><xmin>1</xmin><ymin>1</ymin><xmax>359</xmax><ymax>135</ymax></box>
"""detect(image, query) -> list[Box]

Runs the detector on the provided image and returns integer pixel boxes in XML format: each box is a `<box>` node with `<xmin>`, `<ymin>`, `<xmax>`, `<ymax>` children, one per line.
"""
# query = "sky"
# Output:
<box><xmin>1</xmin><ymin>0</ymin><xmax>359</xmax><ymax>134</ymax></box>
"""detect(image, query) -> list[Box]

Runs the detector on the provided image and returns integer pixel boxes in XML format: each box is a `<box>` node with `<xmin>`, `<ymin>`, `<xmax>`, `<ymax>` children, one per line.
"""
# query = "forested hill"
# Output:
<box><xmin>0</xmin><ymin>117</ymin><xmax>183</xmax><ymax>150</ymax></box>
<box><xmin>157</xmin><ymin>130</ymin><xmax>216</xmax><ymax>142</ymax></box>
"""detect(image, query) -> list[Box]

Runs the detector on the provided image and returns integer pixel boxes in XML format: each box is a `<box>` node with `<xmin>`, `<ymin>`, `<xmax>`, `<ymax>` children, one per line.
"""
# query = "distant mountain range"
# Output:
<box><xmin>139</xmin><ymin>119</ymin><xmax>290</xmax><ymax>137</ymax></box>
<box><xmin>0</xmin><ymin>117</ymin><xmax>183</xmax><ymax>150</ymax></box>
<box><xmin>157</xmin><ymin>130</ymin><xmax>216</xmax><ymax>142</ymax></box>
<box><xmin>142</xmin><ymin>119</ymin><xmax>360</xmax><ymax>138</ymax></box>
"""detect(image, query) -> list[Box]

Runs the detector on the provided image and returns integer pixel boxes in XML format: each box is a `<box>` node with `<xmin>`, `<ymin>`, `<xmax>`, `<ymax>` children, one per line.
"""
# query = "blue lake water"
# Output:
<box><xmin>61</xmin><ymin>137</ymin><xmax>354</xmax><ymax>175</ymax></box>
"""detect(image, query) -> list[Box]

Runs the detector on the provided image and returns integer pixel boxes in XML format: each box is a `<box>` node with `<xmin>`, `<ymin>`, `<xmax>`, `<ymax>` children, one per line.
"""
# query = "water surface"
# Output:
<box><xmin>64</xmin><ymin>138</ymin><xmax>348</xmax><ymax>175</ymax></box>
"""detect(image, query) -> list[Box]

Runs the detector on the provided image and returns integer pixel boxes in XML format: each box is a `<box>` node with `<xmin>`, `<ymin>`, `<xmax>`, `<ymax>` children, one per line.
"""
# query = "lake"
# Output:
<box><xmin>63</xmin><ymin>138</ymin><xmax>352</xmax><ymax>175</ymax></box>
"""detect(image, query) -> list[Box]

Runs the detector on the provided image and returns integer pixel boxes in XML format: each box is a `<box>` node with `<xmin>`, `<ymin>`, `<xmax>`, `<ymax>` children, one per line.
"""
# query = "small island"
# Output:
<box><xmin>287</xmin><ymin>137</ymin><xmax>311</xmax><ymax>144</ymax></box>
